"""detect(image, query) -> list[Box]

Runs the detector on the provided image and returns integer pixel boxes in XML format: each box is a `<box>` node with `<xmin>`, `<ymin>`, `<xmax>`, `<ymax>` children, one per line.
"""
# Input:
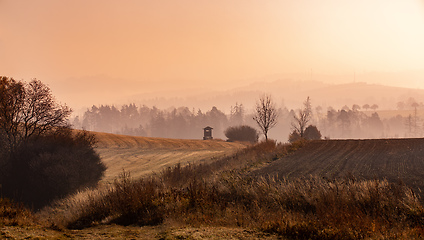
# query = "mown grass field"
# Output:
<box><xmin>93</xmin><ymin>132</ymin><xmax>248</xmax><ymax>183</ymax></box>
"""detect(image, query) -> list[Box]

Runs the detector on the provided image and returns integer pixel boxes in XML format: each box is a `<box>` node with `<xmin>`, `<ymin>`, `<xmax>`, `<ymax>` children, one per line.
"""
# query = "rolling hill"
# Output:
<box><xmin>94</xmin><ymin>131</ymin><xmax>424</xmax><ymax>193</ymax></box>
<box><xmin>93</xmin><ymin>132</ymin><xmax>248</xmax><ymax>183</ymax></box>
<box><xmin>126</xmin><ymin>80</ymin><xmax>424</xmax><ymax>114</ymax></box>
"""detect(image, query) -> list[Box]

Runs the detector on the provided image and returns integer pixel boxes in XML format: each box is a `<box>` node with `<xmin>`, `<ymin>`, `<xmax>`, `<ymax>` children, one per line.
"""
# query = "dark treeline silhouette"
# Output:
<box><xmin>73</xmin><ymin>104</ymin><xmax>247</xmax><ymax>140</ymax></box>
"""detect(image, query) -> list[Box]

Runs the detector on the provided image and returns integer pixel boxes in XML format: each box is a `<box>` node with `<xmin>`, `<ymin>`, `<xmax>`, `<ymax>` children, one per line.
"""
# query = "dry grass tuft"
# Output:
<box><xmin>0</xmin><ymin>198</ymin><xmax>36</xmax><ymax>227</ymax></box>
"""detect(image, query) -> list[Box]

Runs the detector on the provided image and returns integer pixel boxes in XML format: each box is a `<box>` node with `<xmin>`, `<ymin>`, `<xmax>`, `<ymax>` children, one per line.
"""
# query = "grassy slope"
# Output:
<box><xmin>2</xmin><ymin>133</ymin><xmax>261</xmax><ymax>239</ymax></box>
<box><xmin>254</xmin><ymin>138</ymin><xmax>424</xmax><ymax>193</ymax></box>
<box><xmin>93</xmin><ymin>132</ymin><xmax>248</xmax><ymax>183</ymax></box>
<box><xmin>5</xmin><ymin>137</ymin><xmax>424</xmax><ymax>239</ymax></box>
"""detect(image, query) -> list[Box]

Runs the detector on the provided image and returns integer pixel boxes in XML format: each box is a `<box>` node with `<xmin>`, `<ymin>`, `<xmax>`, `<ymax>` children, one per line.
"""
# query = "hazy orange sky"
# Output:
<box><xmin>1</xmin><ymin>0</ymin><xmax>424</xmax><ymax>109</ymax></box>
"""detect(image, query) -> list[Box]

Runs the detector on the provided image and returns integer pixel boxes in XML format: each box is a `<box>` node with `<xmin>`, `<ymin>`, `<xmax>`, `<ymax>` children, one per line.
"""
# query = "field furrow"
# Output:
<box><xmin>254</xmin><ymin>138</ymin><xmax>424</xmax><ymax>195</ymax></box>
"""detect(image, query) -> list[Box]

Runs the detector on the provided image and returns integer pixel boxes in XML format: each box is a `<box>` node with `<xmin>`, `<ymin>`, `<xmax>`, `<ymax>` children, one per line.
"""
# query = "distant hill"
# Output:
<box><xmin>126</xmin><ymin>80</ymin><xmax>424</xmax><ymax>112</ymax></box>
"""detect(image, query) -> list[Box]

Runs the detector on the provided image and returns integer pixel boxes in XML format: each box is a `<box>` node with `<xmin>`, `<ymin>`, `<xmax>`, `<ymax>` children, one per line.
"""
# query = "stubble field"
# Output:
<box><xmin>94</xmin><ymin>132</ymin><xmax>248</xmax><ymax>182</ymax></box>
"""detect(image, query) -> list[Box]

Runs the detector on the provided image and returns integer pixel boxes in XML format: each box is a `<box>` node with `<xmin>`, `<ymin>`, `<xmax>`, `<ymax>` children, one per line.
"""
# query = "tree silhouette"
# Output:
<box><xmin>292</xmin><ymin>96</ymin><xmax>312</xmax><ymax>138</ymax></box>
<box><xmin>352</xmin><ymin>104</ymin><xmax>361</xmax><ymax>112</ymax></box>
<box><xmin>0</xmin><ymin>76</ymin><xmax>104</xmax><ymax>208</ymax></box>
<box><xmin>304</xmin><ymin>125</ymin><xmax>322</xmax><ymax>140</ymax></box>
<box><xmin>362</xmin><ymin>104</ymin><xmax>370</xmax><ymax>111</ymax></box>
<box><xmin>0</xmin><ymin>77</ymin><xmax>71</xmax><ymax>151</ymax></box>
<box><xmin>230</xmin><ymin>102</ymin><xmax>244</xmax><ymax>126</ymax></box>
<box><xmin>370</xmin><ymin>104</ymin><xmax>379</xmax><ymax>111</ymax></box>
<box><xmin>253</xmin><ymin>94</ymin><xmax>278</xmax><ymax>141</ymax></box>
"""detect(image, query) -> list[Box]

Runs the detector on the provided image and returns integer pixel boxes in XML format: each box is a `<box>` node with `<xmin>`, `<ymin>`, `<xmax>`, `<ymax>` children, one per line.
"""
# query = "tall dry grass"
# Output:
<box><xmin>41</xmin><ymin>140</ymin><xmax>424</xmax><ymax>239</ymax></box>
<box><xmin>0</xmin><ymin>198</ymin><xmax>36</xmax><ymax>226</ymax></box>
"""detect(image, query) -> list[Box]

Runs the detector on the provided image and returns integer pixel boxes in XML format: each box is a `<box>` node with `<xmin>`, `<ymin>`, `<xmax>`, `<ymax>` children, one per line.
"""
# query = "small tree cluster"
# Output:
<box><xmin>224</xmin><ymin>125</ymin><xmax>259</xmax><ymax>143</ymax></box>
<box><xmin>0</xmin><ymin>76</ymin><xmax>105</xmax><ymax>209</ymax></box>
<box><xmin>289</xmin><ymin>97</ymin><xmax>321</xmax><ymax>142</ymax></box>
<box><xmin>289</xmin><ymin>125</ymin><xmax>322</xmax><ymax>143</ymax></box>
<box><xmin>322</xmin><ymin>107</ymin><xmax>385</xmax><ymax>138</ymax></box>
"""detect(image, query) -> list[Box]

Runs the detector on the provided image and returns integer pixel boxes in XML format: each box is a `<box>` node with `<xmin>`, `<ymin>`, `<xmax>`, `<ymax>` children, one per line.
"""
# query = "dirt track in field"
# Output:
<box><xmin>93</xmin><ymin>132</ymin><xmax>248</xmax><ymax>183</ymax></box>
<box><xmin>254</xmin><ymin>139</ymin><xmax>424</xmax><ymax>193</ymax></box>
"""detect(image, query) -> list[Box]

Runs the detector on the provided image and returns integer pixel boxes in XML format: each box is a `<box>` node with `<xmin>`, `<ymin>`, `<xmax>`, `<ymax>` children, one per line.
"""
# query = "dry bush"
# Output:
<box><xmin>1</xmin><ymin>129</ymin><xmax>106</xmax><ymax>209</ymax></box>
<box><xmin>37</xmin><ymin>186</ymin><xmax>109</xmax><ymax>230</ymax></box>
<box><xmin>44</xmin><ymin>172</ymin><xmax>166</xmax><ymax>229</ymax></box>
<box><xmin>224</xmin><ymin>125</ymin><xmax>259</xmax><ymax>143</ymax></box>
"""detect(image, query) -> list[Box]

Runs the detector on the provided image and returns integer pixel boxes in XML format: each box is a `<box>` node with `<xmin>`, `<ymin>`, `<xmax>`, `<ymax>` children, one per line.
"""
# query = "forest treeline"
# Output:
<box><xmin>73</xmin><ymin>104</ymin><xmax>244</xmax><ymax>139</ymax></box>
<box><xmin>72</xmin><ymin>101</ymin><xmax>422</xmax><ymax>141</ymax></box>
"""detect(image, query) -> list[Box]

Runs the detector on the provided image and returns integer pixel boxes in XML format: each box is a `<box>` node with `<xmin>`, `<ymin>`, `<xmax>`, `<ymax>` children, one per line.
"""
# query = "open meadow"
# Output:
<box><xmin>93</xmin><ymin>132</ymin><xmax>248</xmax><ymax>183</ymax></box>
<box><xmin>2</xmin><ymin>134</ymin><xmax>424</xmax><ymax>239</ymax></box>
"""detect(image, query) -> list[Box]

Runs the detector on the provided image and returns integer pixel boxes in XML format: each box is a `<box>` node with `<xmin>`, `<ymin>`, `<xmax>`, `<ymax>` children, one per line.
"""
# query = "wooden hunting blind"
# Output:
<box><xmin>203</xmin><ymin>126</ymin><xmax>213</xmax><ymax>140</ymax></box>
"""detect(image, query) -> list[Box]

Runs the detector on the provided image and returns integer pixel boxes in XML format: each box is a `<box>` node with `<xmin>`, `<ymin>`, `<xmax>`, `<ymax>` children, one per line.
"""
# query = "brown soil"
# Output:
<box><xmin>254</xmin><ymin>138</ymin><xmax>424</xmax><ymax>195</ymax></box>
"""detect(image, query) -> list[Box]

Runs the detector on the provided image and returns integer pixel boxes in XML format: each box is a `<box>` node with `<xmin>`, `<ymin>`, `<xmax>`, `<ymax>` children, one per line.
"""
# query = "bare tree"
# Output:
<box><xmin>292</xmin><ymin>96</ymin><xmax>312</xmax><ymax>138</ymax></box>
<box><xmin>0</xmin><ymin>77</ymin><xmax>71</xmax><ymax>151</ymax></box>
<box><xmin>0</xmin><ymin>76</ymin><xmax>25</xmax><ymax>150</ymax></box>
<box><xmin>253</xmin><ymin>94</ymin><xmax>278</xmax><ymax>141</ymax></box>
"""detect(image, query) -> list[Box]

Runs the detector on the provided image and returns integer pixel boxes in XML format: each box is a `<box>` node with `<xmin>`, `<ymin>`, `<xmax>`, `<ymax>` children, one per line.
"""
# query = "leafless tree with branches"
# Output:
<box><xmin>253</xmin><ymin>94</ymin><xmax>278</xmax><ymax>141</ymax></box>
<box><xmin>292</xmin><ymin>96</ymin><xmax>312</xmax><ymax>138</ymax></box>
<box><xmin>0</xmin><ymin>77</ymin><xmax>71</xmax><ymax>151</ymax></box>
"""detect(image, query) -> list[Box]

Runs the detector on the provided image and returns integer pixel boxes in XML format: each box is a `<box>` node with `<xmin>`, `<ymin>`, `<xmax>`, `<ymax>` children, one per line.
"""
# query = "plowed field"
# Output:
<box><xmin>255</xmin><ymin>139</ymin><xmax>424</xmax><ymax>193</ymax></box>
<box><xmin>93</xmin><ymin>132</ymin><xmax>248</xmax><ymax>183</ymax></box>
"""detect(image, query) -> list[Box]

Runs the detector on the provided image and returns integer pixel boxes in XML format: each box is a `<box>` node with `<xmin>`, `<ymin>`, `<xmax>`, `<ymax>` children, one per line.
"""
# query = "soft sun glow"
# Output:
<box><xmin>0</xmin><ymin>0</ymin><xmax>423</xmax><ymax>108</ymax></box>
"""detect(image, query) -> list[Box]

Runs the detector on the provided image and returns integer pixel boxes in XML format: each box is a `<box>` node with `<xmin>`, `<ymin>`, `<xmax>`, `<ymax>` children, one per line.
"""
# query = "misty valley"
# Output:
<box><xmin>3</xmin><ymin>0</ymin><xmax>424</xmax><ymax>237</ymax></box>
<box><xmin>3</xmin><ymin>76</ymin><xmax>424</xmax><ymax>239</ymax></box>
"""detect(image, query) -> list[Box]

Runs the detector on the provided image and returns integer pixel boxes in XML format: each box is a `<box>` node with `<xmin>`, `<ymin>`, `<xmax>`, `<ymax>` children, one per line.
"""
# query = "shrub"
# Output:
<box><xmin>224</xmin><ymin>125</ymin><xmax>259</xmax><ymax>143</ymax></box>
<box><xmin>0</xmin><ymin>128</ymin><xmax>106</xmax><ymax>209</ymax></box>
<box><xmin>289</xmin><ymin>125</ymin><xmax>321</xmax><ymax>143</ymax></box>
<box><xmin>304</xmin><ymin>125</ymin><xmax>321</xmax><ymax>140</ymax></box>
<box><xmin>288</xmin><ymin>130</ymin><xmax>301</xmax><ymax>143</ymax></box>
<box><xmin>62</xmin><ymin>172</ymin><xmax>165</xmax><ymax>229</ymax></box>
